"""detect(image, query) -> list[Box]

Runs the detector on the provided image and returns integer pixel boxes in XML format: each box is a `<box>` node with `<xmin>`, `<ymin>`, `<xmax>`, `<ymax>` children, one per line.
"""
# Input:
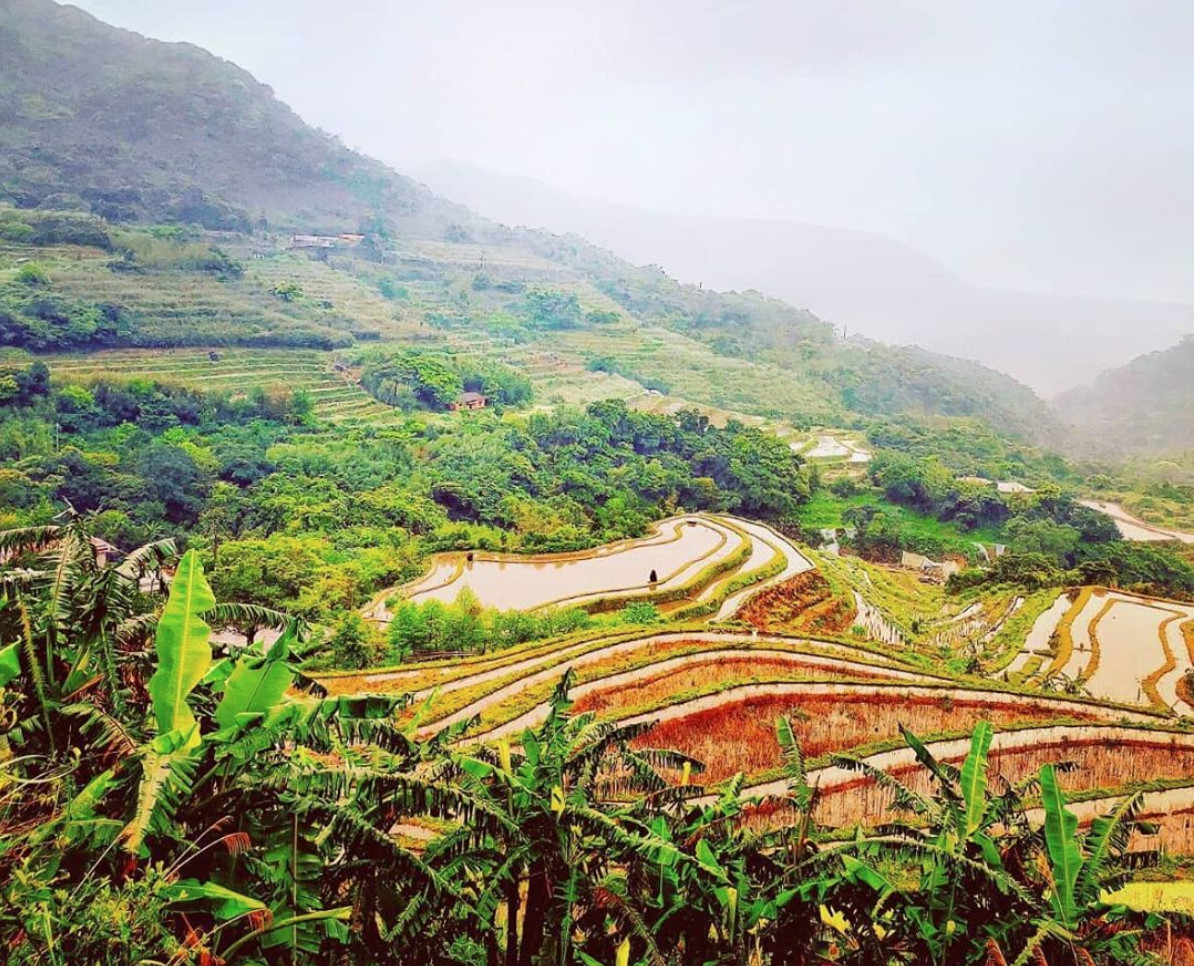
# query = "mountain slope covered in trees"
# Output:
<box><xmin>411</xmin><ymin>159</ymin><xmax>1194</xmax><ymax>395</ymax></box>
<box><xmin>0</xmin><ymin>0</ymin><xmax>1067</xmax><ymax>447</ymax></box>
<box><xmin>0</xmin><ymin>0</ymin><xmax>473</xmax><ymax>235</ymax></box>
<box><xmin>1056</xmin><ymin>335</ymin><xmax>1194</xmax><ymax>455</ymax></box>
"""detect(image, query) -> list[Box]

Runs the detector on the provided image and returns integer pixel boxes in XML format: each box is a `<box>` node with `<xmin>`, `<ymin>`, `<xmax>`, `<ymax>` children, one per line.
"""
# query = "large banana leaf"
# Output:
<box><xmin>959</xmin><ymin>721</ymin><xmax>993</xmax><ymax>836</ymax></box>
<box><xmin>163</xmin><ymin>879</ymin><xmax>268</xmax><ymax>919</ymax></box>
<box><xmin>0</xmin><ymin>641</ymin><xmax>19</xmax><ymax>686</ymax></box>
<box><xmin>124</xmin><ymin>729</ymin><xmax>200</xmax><ymax>853</ymax></box>
<box><xmin>1076</xmin><ymin>791</ymin><xmax>1143</xmax><ymax>903</ymax></box>
<box><xmin>1040</xmin><ymin>764</ymin><xmax>1083</xmax><ymax>928</ymax></box>
<box><xmin>147</xmin><ymin>550</ymin><xmax>214</xmax><ymax>747</ymax></box>
<box><xmin>214</xmin><ymin>624</ymin><xmax>298</xmax><ymax>729</ymax></box>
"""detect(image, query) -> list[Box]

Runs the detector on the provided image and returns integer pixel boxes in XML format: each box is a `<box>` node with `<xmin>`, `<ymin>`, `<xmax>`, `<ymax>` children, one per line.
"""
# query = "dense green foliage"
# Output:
<box><xmin>1</xmin><ymin>368</ymin><xmax>810</xmax><ymax>624</ymax></box>
<box><xmin>868</xmin><ymin>453</ymin><xmax>1116</xmax><ymax>544</ymax></box>
<box><xmin>0</xmin><ymin>542</ymin><xmax>1178</xmax><ymax>964</ymax></box>
<box><xmin>0</xmin><ymin>269</ymin><xmax>130</xmax><ymax>350</ymax></box>
<box><xmin>953</xmin><ymin>540</ymin><xmax>1194</xmax><ymax>599</ymax></box>
<box><xmin>385</xmin><ymin>590</ymin><xmax>593</xmax><ymax>661</ymax></box>
<box><xmin>359</xmin><ymin>350</ymin><xmax>533</xmax><ymax>411</ymax></box>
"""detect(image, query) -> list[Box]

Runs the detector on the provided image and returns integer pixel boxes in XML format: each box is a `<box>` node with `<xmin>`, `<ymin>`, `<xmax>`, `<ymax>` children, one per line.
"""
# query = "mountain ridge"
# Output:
<box><xmin>1056</xmin><ymin>334</ymin><xmax>1194</xmax><ymax>455</ymax></box>
<box><xmin>409</xmin><ymin>159</ymin><xmax>1194</xmax><ymax>395</ymax></box>
<box><xmin>0</xmin><ymin>0</ymin><xmax>1068</xmax><ymax>449</ymax></box>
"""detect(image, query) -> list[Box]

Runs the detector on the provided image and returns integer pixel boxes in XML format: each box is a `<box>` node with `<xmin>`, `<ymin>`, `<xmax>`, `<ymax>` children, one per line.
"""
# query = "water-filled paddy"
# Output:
<box><xmin>405</xmin><ymin>515</ymin><xmax>742</xmax><ymax>611</ymax></box>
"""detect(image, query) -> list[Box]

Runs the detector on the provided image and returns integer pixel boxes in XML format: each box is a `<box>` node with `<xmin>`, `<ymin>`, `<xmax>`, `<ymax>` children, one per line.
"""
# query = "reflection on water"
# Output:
<box><xmin>407</xmin><ymin>516</ymin><xmax>736</xmax><ymax>611</ymax></box>
<box><xmin>1083</xmin><ymin>596</ymin><xmax>1194</xmax><ymax>706</ymax></box>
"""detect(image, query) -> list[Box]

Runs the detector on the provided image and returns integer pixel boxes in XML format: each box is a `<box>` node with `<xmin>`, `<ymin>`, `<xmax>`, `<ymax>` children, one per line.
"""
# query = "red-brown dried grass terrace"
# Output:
<box><xmin>573</xmin><ymin>655</ymin><xmax>907</xmax><ymax>717</ymax></box>
<box><xmin>632</xmin><ymin>691</ymin><xmax>1107</xmax><ymax>783</ymax></box>
<box><xmin>737</xmin><ymin>571</ymin><xmax>855</xmax><ymax>635</ymax></box>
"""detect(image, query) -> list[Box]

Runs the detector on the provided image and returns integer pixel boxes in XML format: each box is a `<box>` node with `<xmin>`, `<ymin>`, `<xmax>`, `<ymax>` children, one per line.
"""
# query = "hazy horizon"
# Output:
<box><xmin>69</xmin><ymin>0</ymin><xmax>1194</xmax><ymax>307</ymax></box>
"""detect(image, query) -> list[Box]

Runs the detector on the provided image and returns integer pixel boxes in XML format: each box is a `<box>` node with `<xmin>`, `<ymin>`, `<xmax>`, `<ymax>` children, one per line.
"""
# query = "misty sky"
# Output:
<box><xmin>72</xmin><ymin>0</ymin><xmax>1194</xmax><ymax>304</ymax></box>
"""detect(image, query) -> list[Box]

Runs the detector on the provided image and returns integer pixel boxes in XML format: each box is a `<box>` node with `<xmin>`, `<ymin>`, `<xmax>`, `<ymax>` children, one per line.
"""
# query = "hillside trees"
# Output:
<box><xmin>520</xmin><ymin>287</ymin><xmax>583</xmax><ymax>329</ymax></box>
<box><xmin>359</xmin><ymin>351</ymin><xmax>532</xmax><ymax>411</ymax></box>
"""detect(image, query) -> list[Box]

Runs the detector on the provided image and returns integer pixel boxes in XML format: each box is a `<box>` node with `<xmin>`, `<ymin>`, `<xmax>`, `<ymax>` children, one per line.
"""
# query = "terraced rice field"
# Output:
<box><xmin>368</xmin><ymin>514</ymin><xmax>813</xmax><ymax>623</ymax></box>
<box><xmin>1081</xmin><ymin>499</ymin><xmax>1194</xmax><ymax>544</ymax></box>
<box><xmin>742</xmin><ymin>724</ymin><xmax>1194</xmax><ymax>835</ymax></box>
<box><xmin>1008</xmin><ymin>587</ymin><xmax>1194</xmax><ymax>711</ymax></box>
<box><xmin>45</xmin><ymin>347</ymin><xmax>405</xmax><ymax>428</ymax></box>
<box><xmin>795</xmin><ymin>433</ymin><xmax>872</xmax><ymax>463</ymax></box>
<box><xmin>404</xmin><ymin>515</ymin><xmax>738</xmax><ymax>611</ymax></box>
<box><xmin>326</xmin><ymin>519</ymin><xmax>1194</xmax><ymax>847</ymax></box>
<box><xmin>548</xmin><ymin>323</ymin><xmax>838</xmax><ymax>422</ymax></box>
<box><xmin>624</xmin><ymin>685</ymin><xmax>1147</xmax><ymax>784</ymax></box>
<box><xmin>324</xmin><ymin>561</ymin><xmax>1194</xmax><ymax>846</ymax></box>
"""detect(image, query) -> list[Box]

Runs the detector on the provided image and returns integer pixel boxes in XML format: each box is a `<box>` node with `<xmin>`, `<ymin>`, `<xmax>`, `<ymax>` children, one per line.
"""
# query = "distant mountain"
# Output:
<box><xmin>409</xmin><ymin>160</ymin><xmax>1194</xmax><ymax>395</ymax></box>
<box><xmin>0</xmin><ymin>0</ymin><xmax>481</xmax><ymax>237</ymax></box>
<box><xmin>0</xmin><ymin>0</ymin><xmax>1067</xmax><ymax>448</ymax></box>
<box><xmin>1055</xmin><ymin>336</ymin><xmax>1194</xmax><ymax>455</ymax></box>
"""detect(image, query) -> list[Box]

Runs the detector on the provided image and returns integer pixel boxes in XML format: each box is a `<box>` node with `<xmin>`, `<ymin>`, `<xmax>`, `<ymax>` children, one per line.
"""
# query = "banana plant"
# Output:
<box><xmin>829</xmin><ymin>722</ymin><xmax>1042</xmax><ymax>965</ymax></box>
<box><xmin>1027</xmin><ymin>764</ymin><xmax>1154</xmax><ymax>965</ymax></box>
<box><xmin>437</xmin><ymin>672</ymin><xmax>694</xmax><ymax>966</ymax></box>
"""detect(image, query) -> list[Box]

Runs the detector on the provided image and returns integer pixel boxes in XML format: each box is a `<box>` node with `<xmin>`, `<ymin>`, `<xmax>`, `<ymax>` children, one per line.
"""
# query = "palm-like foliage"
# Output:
<box><xmin>0</xmin><ymin>518</ymin><xmax>173</xmax><ymax>733</ymax></box>
<box><xmin>0</xmin><ymin>517</ymin><xmax>1182</xmax><ymax>965</ymax></box>
<box><xmin>827</xmin><ymin>724</ymin><xmax>1161</xmax><ymax>966</ymax></box>
<box><xmin>420</xmin><ymin>672</ymin><xmax>696</xmax><ymax>966</ymax></box>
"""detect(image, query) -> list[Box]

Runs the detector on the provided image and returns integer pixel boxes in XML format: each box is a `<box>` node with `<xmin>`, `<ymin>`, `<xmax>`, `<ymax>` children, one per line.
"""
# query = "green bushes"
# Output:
<box><xmin>0</xmin><ymin>207</ymin><xmax>113</xmax><ymax>249</ymax></box>
<box><xmin>520</xmin><ymin>287</ymin><xmax>582</xmax><ymax>329</ymax></box>
<box><xmin>0</xmin><ymin>283</ymin><xmax>127</xmax><ymax>350</ymax></box>
<box><xmin>386</xmin><ymin>590</ymin><xmax>594</xmax><ymax>659</ymax></box>
<box><xmin>358</xmin><ymin>350</ymin><xmax>532</xmax><ymax>411</ymax></box>
<box><xmin>951</xmin><ymin>544</ymin><xmax>1194</xmax><ymax>601</ymax></box>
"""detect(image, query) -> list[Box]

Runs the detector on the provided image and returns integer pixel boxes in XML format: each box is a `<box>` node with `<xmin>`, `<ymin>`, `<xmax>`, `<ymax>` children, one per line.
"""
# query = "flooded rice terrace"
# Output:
<box><xmin>405</xmin><ymin>515</ymin><xmax>742</xmax><ymax>611</ymax></box>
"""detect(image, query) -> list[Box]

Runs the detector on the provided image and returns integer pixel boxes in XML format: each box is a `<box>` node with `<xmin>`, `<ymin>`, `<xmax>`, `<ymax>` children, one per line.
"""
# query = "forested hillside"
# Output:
<box><xmin>0</xmin><ymin>0</ymin><xmax>1067</xmax><ymax>445</ymax></box>
<box><xmin>1057</xmin><ymin>334</ymin><xmax>1194</xmax><ymax>455</ymax></box>
<box><xmin>0</xmin><ymin>0</ymin><xmax>474</xmax><ymax>236</ymax></box>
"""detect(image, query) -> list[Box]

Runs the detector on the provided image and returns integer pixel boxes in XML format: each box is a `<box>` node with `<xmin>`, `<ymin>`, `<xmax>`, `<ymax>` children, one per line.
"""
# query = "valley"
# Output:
<box><xmin>4</xmin><ymin>1</ymin><xmax>1194</xmax><ymax>963</ymax></box>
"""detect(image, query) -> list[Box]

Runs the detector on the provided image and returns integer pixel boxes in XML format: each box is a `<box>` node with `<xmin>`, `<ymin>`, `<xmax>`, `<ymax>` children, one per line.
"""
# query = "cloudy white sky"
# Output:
<box><xmin>72</xmin><ymin>0</ymin><xmax>1194</xmax><ymax>303</ymax></box>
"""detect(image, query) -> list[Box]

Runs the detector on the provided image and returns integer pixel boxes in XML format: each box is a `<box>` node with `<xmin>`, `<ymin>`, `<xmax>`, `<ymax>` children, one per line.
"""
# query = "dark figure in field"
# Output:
<box><xmin>649</xmin><ymin>569</ymin><xmax>658</xmax><ymax>584</ymax></box>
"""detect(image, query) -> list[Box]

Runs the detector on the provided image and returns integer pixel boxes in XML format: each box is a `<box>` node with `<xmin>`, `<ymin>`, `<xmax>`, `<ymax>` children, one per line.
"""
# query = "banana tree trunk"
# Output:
<box><xmin>519</xmin><ymin>862</ymin><xmax>549</xmax><ymax>966</ymax></box>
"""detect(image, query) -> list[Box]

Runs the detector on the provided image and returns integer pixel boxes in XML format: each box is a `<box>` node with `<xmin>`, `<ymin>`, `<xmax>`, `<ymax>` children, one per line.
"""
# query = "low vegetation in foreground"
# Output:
<box><xmin>2</xmin><ymin>535</ymin><xmax>1192</xmax><ymax>965</ymax></box>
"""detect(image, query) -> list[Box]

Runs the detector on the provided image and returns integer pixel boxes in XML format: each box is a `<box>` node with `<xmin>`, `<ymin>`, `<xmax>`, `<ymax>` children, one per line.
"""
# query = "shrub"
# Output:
<box><xmin>328</xmin><ymin>612</ymin><xmax>381</xmax><ymax>669</ymax></box>
<box><xmin>15</xmin><ymin>262</ymin><xmax>50</xmax><ymax>286</ymax></box>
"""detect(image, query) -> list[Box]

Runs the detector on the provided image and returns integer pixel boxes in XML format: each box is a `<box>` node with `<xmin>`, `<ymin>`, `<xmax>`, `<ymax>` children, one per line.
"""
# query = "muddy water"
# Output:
<box><xmin>1084</xmin><ymin>596</ymin><xmax>1194</xmax><ymax>706</ymax></box>
<box><xmin>1080</xmin><ymin>500</ymin><xmax>1194</xmax><ymax>544</ymax></box>
<box><xmin>1005</xmin><ymin>594</ymin><xmax>1069</xmax><ymax>674</ymax></box>
<box><xmin>1057</xmin><ymin>591</ymin><xmax>1104</xmax><ymax>680</ymax></box>
<box><xmin>407</xmin><ymin>516</ymin><xmax>732</xmax><ymax>611</ymax></box>
<box><xmin>1157</xmin><ymin>614</ymin><xmax>1192</xmax><ymax>708</ymax></box>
